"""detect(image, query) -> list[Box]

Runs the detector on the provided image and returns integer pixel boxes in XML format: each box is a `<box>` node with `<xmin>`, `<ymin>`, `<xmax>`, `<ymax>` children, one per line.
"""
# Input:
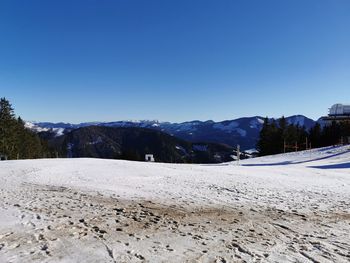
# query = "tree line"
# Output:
<box><xmin>0</xmin><ymin>97</ymin><xmax>52</xmax><ymax>160</ymax></box>
<box><xmin>257</xmin><ymin>116</ymin><xmax>350</xmax><ymax>156</ymax></box>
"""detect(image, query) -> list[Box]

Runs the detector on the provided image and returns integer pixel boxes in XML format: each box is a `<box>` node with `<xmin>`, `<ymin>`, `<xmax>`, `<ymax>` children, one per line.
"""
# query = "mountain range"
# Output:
<box><xmin>26</xmin><ymin>115</ymin><xmax>316</xmax><ymax>151</ymax></box>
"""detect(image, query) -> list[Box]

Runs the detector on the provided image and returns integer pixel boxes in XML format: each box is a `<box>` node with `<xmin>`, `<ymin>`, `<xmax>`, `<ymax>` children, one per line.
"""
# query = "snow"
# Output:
<box><xmin>249</xmin><ymin>118</ymin><xmax>264</xmax><ymax>129</ymax></box>
<box><xmin>235</xmin><ymin>127</ymin><xmax>247</xmax><ymax>137</ymax></box>
<box><xmin>192</xmin><ymin>144</ymin><xmax>208</xmax><ymax>151</ymax></box>
<box><xmin>87</xmin><ymin>137</ymin><xmax>103</xmax><ymax>145</ymax></box>
<box><xmin>24</xmin><ymin>122</ymin><xmax>65</xmax><ymax>137</ymax></box>
<box><xmin>52</xmin><ymin>128</ymin><xmax>65</xmax><ymax>137</ymax></box>
<box><xmin>287</xmin><ymin>115</ymin><xmax>305</xmax><ymax>126</ymax></box>
<box><xmin>213</xmin><ymin>121</ymin><xmax>239</xmax><ymax>131</ymax></box>
<box><xmin>244</xmin><ymin>148</ymin><xmax>258</xmax><ymax>154</ymax></box>
<box><xmin>24</xmin><ymin>122</ymin><xmax>50</xmax><ymax>133</ymax></box>
<box><xmin>174</xmin><ymin>122</ymin><xmax>199</xmax><ymax>132</ymax></box>
<box><xmin>0</xmin><ymin>146</ymin><xmax>349</xmax><ymax>262</ymax></box>
<box><xmin>212</xmin><ymin>121</ymin><xmax>247</xmax><ymax>136</ymax></box>
<box><xmin>175</xmin><ymin>145</ymin><xmax>187</xmax><ymax>155</ymax></box>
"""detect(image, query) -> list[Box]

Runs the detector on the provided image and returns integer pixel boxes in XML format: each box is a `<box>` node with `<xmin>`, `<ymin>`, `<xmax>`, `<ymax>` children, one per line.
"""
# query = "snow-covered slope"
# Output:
<box><xmin>1</xmin><ymin>146</ymin><xmax>349</xmax><ymax>262</ymax></box>
<box><xmin>25</xmin><ymin>122</ymin><xmax>65</xmax><ymax>137</ymax></box>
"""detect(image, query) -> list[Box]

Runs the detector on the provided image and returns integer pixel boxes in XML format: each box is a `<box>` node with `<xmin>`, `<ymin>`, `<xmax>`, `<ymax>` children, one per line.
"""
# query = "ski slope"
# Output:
<box><xmin>0</xmin><ymin>146</ymin><xmax>349</xmax><ymax>262</ymax></box>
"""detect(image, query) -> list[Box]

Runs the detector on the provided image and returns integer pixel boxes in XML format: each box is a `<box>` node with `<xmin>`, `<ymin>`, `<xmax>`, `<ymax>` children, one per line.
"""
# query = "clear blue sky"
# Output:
<box><xmin>0</xmin><ymin>0</ymin><xmax>349</xmax><ymax>123</ymax></box>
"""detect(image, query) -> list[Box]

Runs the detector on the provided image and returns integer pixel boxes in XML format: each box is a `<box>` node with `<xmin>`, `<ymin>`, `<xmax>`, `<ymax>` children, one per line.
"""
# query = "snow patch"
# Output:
<box><xmin>213</xmin><ymin>121</ymin><xmax>239</xmax><ymax>131</ymax></box>
<box><xmin>249</xmin><ymin>118</ymin><xmax>264</xmax><ymax>129</ymax></box>
<box><xmin>287</xmin><ymin>116</ymin><xmax>305</xmax><ymax>126</ymax></box>
<box><xmin>193</xmin><ymin>144</ymin><xmax>208</xmax><ymax>151</ymax></box>
<box><xmin>87</xmin><ymin>137</ymin><xmax>103</xmax><ymax>145</ymax></box>
<box><xmin>235</xmin><ymin>128</ymin><xmax>247</xmax><ymax>137</ymax></box>
<box><xmin>25</xmin><ymin>122</ymin><xmax>50</xmax><ymax>133</ymax></box>
<box><xmin>52</xmin><ymin>128</ymin><xmax>65</xmax><ymax>137</ymax></box>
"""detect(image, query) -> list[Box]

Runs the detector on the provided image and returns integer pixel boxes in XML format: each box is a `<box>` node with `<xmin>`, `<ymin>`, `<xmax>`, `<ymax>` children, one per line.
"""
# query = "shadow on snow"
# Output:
<box><xmin>242</xmin><ymin>149</ymin><xmax>350</xmax><ymax>167</ymax></box>
<box><xmin>309</xmin><ymin>162</ymin><xmax>350</xmax><ymax>169</ymax></box>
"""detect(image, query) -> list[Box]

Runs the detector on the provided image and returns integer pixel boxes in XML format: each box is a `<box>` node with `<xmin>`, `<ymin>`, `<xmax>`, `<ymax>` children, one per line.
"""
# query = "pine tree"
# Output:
<box><xmin>339</xmin><ymin>121</ymin><xmax>350</xmax><ymax>144</ymax></box>
<box><xmin>309</xmin><ymin>123</ymin><xmax>322</xmax><ymax>148</ymax></box>
<box><xmin>321</xmin><ymin>121</ymin><xmax>340</xmax><ymax>146</ymax></box>
<box><xmin>257</xmin><ymin>117</ymin><xmax>270</xmax><ymax>156</ymax></box>
<box><xmin>278</xmin><ymin>116</ymin><xmax>287</xmax><ymax>151</ymax></box>
<box><xmin>257</xmin><ymin>117</ymin><xmax>281</xmax><ymax>156</ymax></box>
<box><xmin>0</xmin><ymin>98</ymin><xmax>18</xmax><ymax>159</ymax></box>
<box><xmin>0</xmin><ymin>98</ymin><xmax>47</xmax><ymax>160</ymax></box>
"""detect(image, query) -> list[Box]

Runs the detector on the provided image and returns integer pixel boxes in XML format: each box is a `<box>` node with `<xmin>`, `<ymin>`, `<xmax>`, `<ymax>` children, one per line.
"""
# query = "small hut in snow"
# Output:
<box><xmin>145</xmin><ymin>154</ymin><xmax>155</xmax><ymax>162</ymax></box>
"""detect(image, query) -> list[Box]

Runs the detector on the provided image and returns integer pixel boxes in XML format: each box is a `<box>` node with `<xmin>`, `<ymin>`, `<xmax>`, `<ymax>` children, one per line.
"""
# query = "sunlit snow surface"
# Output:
<box><xmin>0</xmin><ymin>146</ymin><xmax>349</xmax><ymax>262</ymax></box>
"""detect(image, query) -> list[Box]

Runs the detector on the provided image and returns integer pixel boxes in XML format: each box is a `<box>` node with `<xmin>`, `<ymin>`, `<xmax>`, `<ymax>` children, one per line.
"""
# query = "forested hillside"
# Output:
<box><xmin>0</xmin><ymin>98</ymin><xmax>51</xmax><ymax>160</ymax></box>
<box><xmin>50</xmin><ymin>126</ymin><xmax>236</xmax><ymax>163</ymax></box>
<box><xmin>257</xmin><ymin>116</ymin><xmax>350</xmax><ymax>156</ymax></box>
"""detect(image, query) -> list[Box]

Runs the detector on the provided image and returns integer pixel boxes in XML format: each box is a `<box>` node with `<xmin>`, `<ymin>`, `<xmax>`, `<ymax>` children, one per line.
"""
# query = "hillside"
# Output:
<box><xmin>0</xmin><ymin>145</ymin><xmax>349</xmax><ymax>262</ymax></box>
<box><xmin>50</xmin><ymin>126</ymin><xmax>236</xmax><ymax>163</ymax></box>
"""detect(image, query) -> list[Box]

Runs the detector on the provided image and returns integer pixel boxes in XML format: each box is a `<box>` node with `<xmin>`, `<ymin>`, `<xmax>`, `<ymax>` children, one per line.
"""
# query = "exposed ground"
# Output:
<box><xmin>1</xmin><ymin>146</ymin><xmax>350</xmax><ymax>262</ymax></box>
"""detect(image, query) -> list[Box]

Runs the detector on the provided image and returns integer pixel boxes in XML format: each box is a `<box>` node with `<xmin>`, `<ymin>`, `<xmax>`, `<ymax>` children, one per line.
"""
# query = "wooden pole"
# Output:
<box><xmin>309</xmin><ymin>142</ymin><xmax>312</xmax><ymax>158</ymax></box>
<box><xmin>305</xmin><ymin>137</ymin><xmax>308</xmax><ymax>150</ymax></box>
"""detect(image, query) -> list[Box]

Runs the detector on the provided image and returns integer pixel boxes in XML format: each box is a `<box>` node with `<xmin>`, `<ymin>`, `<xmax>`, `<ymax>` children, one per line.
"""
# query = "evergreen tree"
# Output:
<box><xmin>257</xmin><ymin>117</ymin><xmax>270</xmax><ymax>156</ymax></box>
<box><xmin>321</xmin><ymin>121</ymin><xmax>340</xmax><ymax>146</ymax></box>
<box><xmin>309</xmin><ymin>123</ymin><xmax>322</xmax><ymax>148</ymax></box>
<box><xmin>269</xmin><ymin>119</ymin><xmax>281</xmax><ymax>154</ymax></box>
<box><xmin>0</xmin><ymin>98</ymin><xmax>18</xmax><ymax>159</ymax></box>
<box><xmin>0</xmin><ymin>97</ymin><xmax>48</xmax><ymax>160</ymax></box>
<box><xmin>258</xmin><ymin>116</ymin><xmax>316</xmax><ymax>156</ymax></box>
<box><xmin>278</xmin><ymin>116</ymin><xmax>287</xmax><ymax>151</ymax></box>
<box><xmin>339</xmin><ymin>121</ymin><xmax>350</xmax><ymax>143</ymax></box>
<box><xmin>257</xmin><ymin>117</ymin><xmax>280</xmax><ymax>156</ymax></box>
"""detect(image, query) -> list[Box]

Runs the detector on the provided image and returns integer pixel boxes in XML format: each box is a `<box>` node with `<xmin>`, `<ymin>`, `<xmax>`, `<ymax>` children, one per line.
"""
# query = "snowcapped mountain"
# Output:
<box><xmin>286</xmin><ymin>115</ymin><xmax>315</xmax><ymax>128</ymax></box>
<box><xmin>24</xmin><ymin>122</ymin><xmax>66</xmax><ymax>137</ymax></box>
<box><xmin>27</xmin><ymin>115</ymin><xmax>316</xmax><ymax>150</ymax></box>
